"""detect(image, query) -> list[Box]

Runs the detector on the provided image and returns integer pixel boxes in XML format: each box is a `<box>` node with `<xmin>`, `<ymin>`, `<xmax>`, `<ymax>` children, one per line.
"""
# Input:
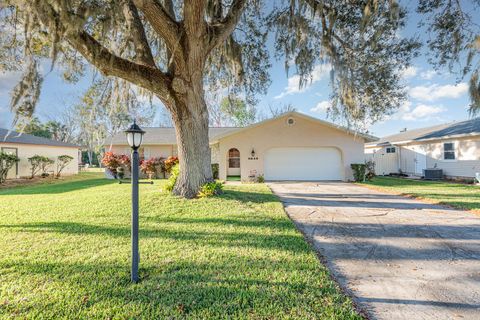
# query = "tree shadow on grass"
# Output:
<box><xmin>0</xmin><ymin>178</ymin><xmax>116</xmax><ymax>195</ymax></box>
<box><xmin>143</xmin><ymin>216</ymin><xmax>295</xmax><ymax>232</ymax></box>
<box><xmin>0</xmin><ymin>221</ymin><xmax>310</xmax><ymax>253</ymax></box>
<box><xmin>0</xmin><ymin>258</ymin><xmax>351</xmax><ymax>319</ymax></box>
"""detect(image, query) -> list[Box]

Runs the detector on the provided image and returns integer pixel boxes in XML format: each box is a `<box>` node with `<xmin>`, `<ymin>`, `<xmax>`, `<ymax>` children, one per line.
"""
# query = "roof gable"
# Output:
<box><xmin>212</xmin><ymin>111</ymin><xmax>377</xmax><ymax>142</ymax></box>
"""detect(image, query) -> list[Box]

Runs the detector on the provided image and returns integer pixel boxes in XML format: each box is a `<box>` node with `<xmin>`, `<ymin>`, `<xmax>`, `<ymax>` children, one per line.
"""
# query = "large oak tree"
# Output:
<box><xmin>1</xmin><ymin>0</ymin><xmax>418</xmax><ymax>197</ymax></box>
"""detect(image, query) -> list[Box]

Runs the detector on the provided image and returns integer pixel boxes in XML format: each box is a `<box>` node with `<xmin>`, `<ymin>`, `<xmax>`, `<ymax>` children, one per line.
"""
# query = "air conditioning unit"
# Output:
<box><xmin>423</xmin><ymin>168</ymin><xmax>443</xmax><ymax>180</ymax></box>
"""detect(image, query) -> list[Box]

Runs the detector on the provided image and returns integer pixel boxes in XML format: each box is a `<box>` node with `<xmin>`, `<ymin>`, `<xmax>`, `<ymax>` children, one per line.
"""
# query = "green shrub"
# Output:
<box><xmin>198</xmin><ymin>181</ymin><xmax>223</xmax><ymax>197</ymax></box>
<box><xmin>350</xmin><ymin>163</ymin><xmax>366</xmax><ymax>182</ymax></box>
<box><xmin>211</xmin><ymin>163</ymin><xmax>219</xmax><ymax>179</ymax></box>
<box><xmin>257</xmin><ymin>174</ymin><xmax>265</xmax><ymax>183</ymax></box>
<box><xmin>164</xmin><ymin>163</ymin><xmax>180</xmax><ymax>192</ymax></box>
<box><xmin>365</xmin><ymin>160</ymin><xmax>376</xmax><ymax>181</ymax></box>
<box><xmin>164</xmin><ymin>156</ymin><xmax>179</xmax><ymax>174</ymax></box>
<box><xmin>0</xmin><ymin>152</ymin><xmax>20</xmax><ymax>183</ymax></box>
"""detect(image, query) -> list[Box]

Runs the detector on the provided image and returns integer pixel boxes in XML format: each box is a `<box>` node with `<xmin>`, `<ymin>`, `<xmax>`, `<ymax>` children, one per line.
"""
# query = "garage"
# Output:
<box><xmin>264</xmin><ymin>147</ymin><xmax>343</xmax><ymax>180</ymax></box>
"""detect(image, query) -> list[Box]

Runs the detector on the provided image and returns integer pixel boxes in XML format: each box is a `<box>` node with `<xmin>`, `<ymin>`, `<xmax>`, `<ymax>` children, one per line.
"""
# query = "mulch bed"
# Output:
<box><xmin>0</xmin><ymin>176</ymin><xmax>56</xmax><ymax>189</ymax></box>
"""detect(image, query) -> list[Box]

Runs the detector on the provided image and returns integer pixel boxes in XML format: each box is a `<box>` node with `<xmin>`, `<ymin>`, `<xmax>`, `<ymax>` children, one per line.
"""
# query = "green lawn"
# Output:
<box><xmin>360</xmin><ymin>176</ymin><xmax>480</xmax><ymax>211</ymax></box>
<box><xmin>0</xmin><ymin>173</ymin><xmax>360</xmax><ymax>319</ymax></box>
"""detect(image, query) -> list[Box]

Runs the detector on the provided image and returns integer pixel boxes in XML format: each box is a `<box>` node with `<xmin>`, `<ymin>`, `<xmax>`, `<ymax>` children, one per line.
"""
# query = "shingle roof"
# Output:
<box><xmin>0</xmin><ymin>128</ymin><xmax>79</xmax><ymax>148</ymax></box>
<box><xmin>106</xmin><ymin>127</ymin><xmax>241</xmax><ymax>145</ymax></box>
<box><xmin>416</xmin><ymin>118</ymin><xmax>480</xmax><ymax>140</ymax></box>
<box><xmin>366</xmin><ymin>118</ymin><xmax>480</xmax><ymax>147</ymax></box>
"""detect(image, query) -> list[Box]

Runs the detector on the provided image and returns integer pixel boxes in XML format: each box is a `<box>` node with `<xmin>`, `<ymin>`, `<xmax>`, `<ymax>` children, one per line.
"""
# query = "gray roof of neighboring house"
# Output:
<box><xmin>0</xmin><ymin>128</ymin><xmax>79</xmax><ymax>148</ymax></box>
<box><xmin>366</xmin><ymin>118</ymin><xmax>480</xmax><ymax>146</ymax></box>
<box><xmin>106</xmin><ymin>127</ymin><xmax>241</xmax><ymax>145</ymax></box>
<box><xmin>417</xmin><ymin>118</ymin><xmax>480</xmax><ymax>140</ymax></box>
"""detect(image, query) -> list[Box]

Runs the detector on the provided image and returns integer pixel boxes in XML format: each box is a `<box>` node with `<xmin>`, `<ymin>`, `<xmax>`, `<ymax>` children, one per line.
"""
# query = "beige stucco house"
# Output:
<box><xmin>0</xmin><ymin>128</ymin><xmax>80</xmax><ymax>179</ymax></box>
<box><xmin>365</xmin><ymin>118</ymin><xmax>480</xmax><ymax>179</ymax></box>
<box><xmin>107</xmin><ymin>112</ymin><xmax>375</xmax><ymax>181</ymax></box>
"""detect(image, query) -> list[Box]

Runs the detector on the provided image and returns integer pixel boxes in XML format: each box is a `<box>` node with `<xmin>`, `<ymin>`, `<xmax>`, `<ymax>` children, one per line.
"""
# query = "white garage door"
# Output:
<box><xmin>264</xmin><ymin>147</ymin><xmax>342</xmax><ymax>180</ymax></box>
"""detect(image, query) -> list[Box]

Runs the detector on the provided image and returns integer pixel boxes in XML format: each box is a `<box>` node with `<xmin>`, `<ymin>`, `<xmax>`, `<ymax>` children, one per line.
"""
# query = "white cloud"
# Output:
<box><xmin>310</xmin><ymin>100</ymin><xmax>331</xmax><ymax>113</ymax></box>
<box><xmin>391</xmin><ymin>101</ymin><xmax>446</xmax><ymax>121</ymax></box>
<box><xmin>409</xmin><ymin>82</ymin><xmax>468</xmax><ymax>101</ymax></box>
<box><xmin>401</xmin><ymin>66</ymin><xmax>418</xmax><ymax>79</ymax></box>
<box><xmin>402</xmin><ymin>104</ymin><xmax>445</xmax><ymax>121</ymax></box>
<box><xmin>274</xmin><ymin>64</ymin><xmax>331</xmax><ymax>99</ymax></box>
<box><xmin>420</xmin><ymin>69</ymin><xmax>437</xmax><ymax>80</ymax></box>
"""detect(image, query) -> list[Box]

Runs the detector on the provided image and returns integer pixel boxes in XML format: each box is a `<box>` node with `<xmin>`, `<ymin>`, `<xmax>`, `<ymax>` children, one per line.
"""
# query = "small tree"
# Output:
<box><xmin>0</xmin><ymin>152</ymin><xmax>20</xmax><ymax>184</ymax></box>
<box><xmin>28</xmin><ymin>155</ymin><xmax>45</xmax><ymax>178</ymax></box>
<box><xmin>56</xmin><ymin>155</ymin><xmax>74</xmax><ymax>178</ymax></box>
<box><xmin>40</xmin><ymin>157</ymin><xmax>54</xmax><ymax>176</ymax></box>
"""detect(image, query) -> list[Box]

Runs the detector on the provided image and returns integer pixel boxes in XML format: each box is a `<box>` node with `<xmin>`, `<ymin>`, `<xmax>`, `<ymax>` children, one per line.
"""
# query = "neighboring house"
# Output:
<box><xmin>365</xmin><ymin>118</ymin><xmax>480</xmax><ymax>179</ymax></box>
<box><xmin>107</xmin><ymin>111</ymin><xmax>375</xmax><ymax>181</ymax></box>
<box><xmin>0</xmin><ymin>128</ymin><xmax>80</xmax><ymax>179</ymax></box>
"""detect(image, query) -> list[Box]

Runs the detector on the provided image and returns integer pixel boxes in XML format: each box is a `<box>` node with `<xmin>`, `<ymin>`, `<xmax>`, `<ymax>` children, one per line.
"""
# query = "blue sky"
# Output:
<box><xmin>0</xmin><ymin>4</ymin><xmax>475</xmax><ymax>137</ymax></box>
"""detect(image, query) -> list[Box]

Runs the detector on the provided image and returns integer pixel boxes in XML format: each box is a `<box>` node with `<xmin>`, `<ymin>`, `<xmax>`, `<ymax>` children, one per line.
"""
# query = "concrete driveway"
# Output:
<box><xmin>268</xmin><ymin>182</ymin><xmax>480</xmax><ymax>320</ymax></box>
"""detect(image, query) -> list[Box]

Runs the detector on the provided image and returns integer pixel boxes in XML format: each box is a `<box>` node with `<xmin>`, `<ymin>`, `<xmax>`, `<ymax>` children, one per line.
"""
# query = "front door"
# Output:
<box><xmin>1</xmin><ymin>147</ymin><xmax>18</xmax><ymax>179</ymax></box>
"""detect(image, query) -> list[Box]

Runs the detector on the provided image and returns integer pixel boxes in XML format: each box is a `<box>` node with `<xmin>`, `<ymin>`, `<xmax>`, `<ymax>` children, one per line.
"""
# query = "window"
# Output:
<box><xmin>386</xmin><ymin>147</ymin><xmax>396</xmax><ymax>153</ymax></box>
<box><xmin>286</xmin><ymin>117</ymin><xmax>295</xmax><ymax>126</ymax></box>
<box><xmin>228</xmin><ymin>148</ymin><xmax>240</xmax><ymax>168</ymax></box>
<box><xmin>443</xmin><ymin>143</ymin><xmax>455</xmax><ymax>160</ymax></box>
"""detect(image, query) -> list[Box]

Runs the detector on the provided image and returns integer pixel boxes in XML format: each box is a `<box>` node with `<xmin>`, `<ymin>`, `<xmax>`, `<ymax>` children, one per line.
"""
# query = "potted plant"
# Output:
<box><xmin>140</xmin><ymin>158</ymin><xmax>162</xmax><ymax>179</ymax></box>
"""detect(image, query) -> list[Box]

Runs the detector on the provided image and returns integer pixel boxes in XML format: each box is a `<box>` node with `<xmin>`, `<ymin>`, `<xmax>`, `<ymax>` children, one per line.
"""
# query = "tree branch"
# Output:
<box><xmin>32</xmin><ymin>0</ymin><xmax>174</xmax><ymax>105</ymax></box>
<box><xmin>123</xmin><ymin>0</ymin><xmax>156</xmax><ymax>67</ymax></box>
<box><xmin>68</xmin><ymin>32</ymin><xmax>173</xmax><ymax>102</ymax></box>
<box><xmin>208</xmin><ymin>0</ymin><xmax>247</xmax><ymax>51</ymax></box>
<box><xmin>133</xmin><ymin>0</ymin><xmax>185</xmax><ymax>70</ymax></box>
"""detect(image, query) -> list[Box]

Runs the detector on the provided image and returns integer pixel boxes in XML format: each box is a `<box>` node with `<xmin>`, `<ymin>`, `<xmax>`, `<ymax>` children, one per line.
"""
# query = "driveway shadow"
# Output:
<box><xmin>279</xmin><ymin>194</ymin><xmax>449</xmax><ymax>210</ymax></box>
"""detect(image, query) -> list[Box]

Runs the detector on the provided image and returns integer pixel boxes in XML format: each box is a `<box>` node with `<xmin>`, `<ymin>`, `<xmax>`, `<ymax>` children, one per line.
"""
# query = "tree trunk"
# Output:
<box><xmin>170</xmin><ymin>83</ymin><xmax>213</xmax><ymax>198</ymax></box>
<box><xmin>87</xmin><ymin>150</ymin><xmax>93</xmax><ymax>165</ymax></box>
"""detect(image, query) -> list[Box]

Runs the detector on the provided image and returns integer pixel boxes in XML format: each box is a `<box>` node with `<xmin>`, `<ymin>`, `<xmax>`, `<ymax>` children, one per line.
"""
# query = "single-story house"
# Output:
<box><xmin>0</xmin><ymin>128</ymin><xmax>80</xmax><ymax>179</ymax></box>
<box><xmin>365</xmin><ymin>118</ymin><xmax>480</xmax><ymax>179</ymax></box>
<box><xmin>107</xmin><ymin>111</ymin><xmax>375</xmax><ymax>181</ymax></box>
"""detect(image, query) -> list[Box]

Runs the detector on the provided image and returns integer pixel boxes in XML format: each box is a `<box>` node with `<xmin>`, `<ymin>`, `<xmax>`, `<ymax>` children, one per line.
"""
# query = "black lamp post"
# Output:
<box><xmin>125</xmin><ymin>120</ymin><xmax>145</xmax><ymax>283</ymax></box>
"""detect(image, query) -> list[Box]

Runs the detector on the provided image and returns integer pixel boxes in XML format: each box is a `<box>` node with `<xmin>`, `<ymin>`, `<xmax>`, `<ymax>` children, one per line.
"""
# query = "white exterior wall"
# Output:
<box><xmin>210</xmin><ymin>143</ymin><xmax>220</xmax><ymax>164</ymax></box>
<box><xmin>422</xmin><ymin>137</ymin><xmax>480</xmax><ymax>178</ymax></box>
<box><xmin>366</xmin><ymin>135</ymin><xmax>480</xmax><ymax>179</ymax></box>
<box><xmin>0</xmin><ymin>143</ymin><xmax>79</xmax><ymax>178</ymax></box>
<box><xmin>366</xmin><ymin>146</ymin><xmax>399</xmax><ymax>175</ymax></box>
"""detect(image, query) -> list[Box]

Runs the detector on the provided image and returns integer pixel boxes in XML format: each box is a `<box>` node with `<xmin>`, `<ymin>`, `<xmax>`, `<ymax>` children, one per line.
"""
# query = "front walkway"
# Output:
<box><xmin>268</xmin><ymin>181</ymin><xmax>480</xmax><ymax>320</ymax></box>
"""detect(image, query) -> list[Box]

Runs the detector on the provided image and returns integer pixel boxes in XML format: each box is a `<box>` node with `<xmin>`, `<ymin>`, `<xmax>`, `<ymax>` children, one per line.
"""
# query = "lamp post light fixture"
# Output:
<box><xmin>125</xmin><ymin>120</ymin><xmax>145</xmax><ymax>283</ymax></box>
